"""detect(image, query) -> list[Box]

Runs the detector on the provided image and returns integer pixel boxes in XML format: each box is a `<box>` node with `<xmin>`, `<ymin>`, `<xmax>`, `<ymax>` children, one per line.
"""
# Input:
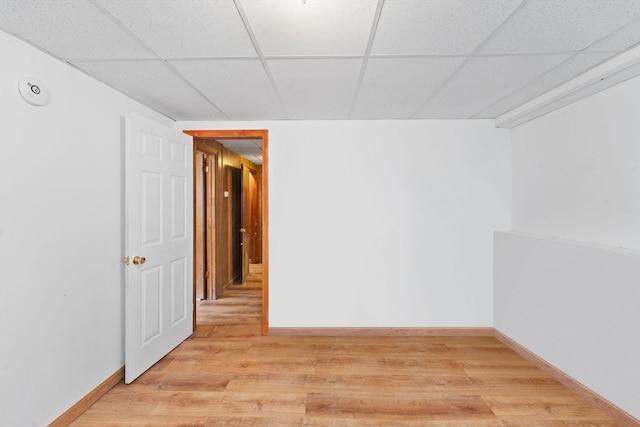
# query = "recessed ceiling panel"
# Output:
<box><xmin>371</xmin><ymin>0</ymin><xmax>521</xmax><ymax>55</ymax></box>
<box><xmin>0</xmin><ymin>0</ymin><xmax>153</xmax><ymax>59</ymax></box>
<box><xmin>72</xmin><ymin>60</ymin><xmax>226</xmax><ymax>120</ymax></box>
<box><xmin>97</xmin><ymin>0</ymin><xmax>257</xmax><ymax>58</ymax></box>
<box><xmin>240</xmin><ymin>0</ymin><xmax>377</xmax><ymax>56</ymax></box>
<box><xmin>170</xmin><ymin>59</ymin><xmax>286</xmax><ymax>120</ymax></box>
<box><xmin>413</xmin><ymin>54</ymin><xmax>570</xmax><ymax>119</ymax></box>
<box><xmin>268</xmin><ymin>58</ymin><xmax>363</xmax><ymax>119</ymax></box>
<box><xmin>353</xmin><ymin>57</ymin><xmax>465</xmax><ymax>119</ymax></box>
<box><xmin>1</xmin><ymin>0</ymin><xmax>638</xmax><ymax>121</ymax></box>
<box><xmin>218</xmin><ymin>139</ymin><xmax>262</xmax><ymax>165</ymax></box>
<box><xmin>586</xmin><ymin>18</ymin><xmax>640</xmax><ymax>53</ymax></box>
<box><xmin>476</xmin><ymin>52</ymin><xmax>615</xmax><ymax>118</ymax></box>
<box><xmin>220</xmin><ymin>139</ymin><xmax>261</xmax><ymax>149</ymax></box>
<box><xmin>480</xmin><ymin>0</ymin><xmax>640</xmax><ymax>54</ymax></box>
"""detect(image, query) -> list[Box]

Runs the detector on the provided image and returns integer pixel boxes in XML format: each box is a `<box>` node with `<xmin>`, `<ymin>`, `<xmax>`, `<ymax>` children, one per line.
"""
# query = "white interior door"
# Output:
<box><xmin>125</xmin><ymin>113</ymin><xmax>193</xmax><ymax>384</ymax></box>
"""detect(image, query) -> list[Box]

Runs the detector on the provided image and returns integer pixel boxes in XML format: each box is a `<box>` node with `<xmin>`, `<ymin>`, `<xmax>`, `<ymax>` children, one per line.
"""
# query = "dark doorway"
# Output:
<box><xmin>228</xmin><ymin>166</ymin><xmax>243</xmax><ymax>283</ymax></box>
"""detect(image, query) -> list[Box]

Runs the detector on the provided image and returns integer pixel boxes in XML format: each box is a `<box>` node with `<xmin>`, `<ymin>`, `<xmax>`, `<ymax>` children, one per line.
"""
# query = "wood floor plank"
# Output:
<box><xmin>70</xmin><ymin>265</ymin><xmax>622</xmax><ymax>426</ymax></box>
<box><xmin>305</xmin><ymin>393</ymin><xmax>495</xmax><ymax>419</ymax></box>
<box><xmin>71</xmin><ymin>414</ymin><xmax>210</xmax><ymax>427</ymax></box>
<box><xmin>205</xmin><ymin>417</ymin><xmax>305</xmax><ymax>427</ymax></box>
<box><xmin>302</xmin><ymin>420</ymin><xmax>509</xmax><ymax>427</ymax></box>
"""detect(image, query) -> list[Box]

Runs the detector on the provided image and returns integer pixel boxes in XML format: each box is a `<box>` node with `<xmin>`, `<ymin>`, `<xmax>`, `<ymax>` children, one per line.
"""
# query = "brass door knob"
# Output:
<box><xmin>133</xmin><ymin>256</ymin><xmax>146</xmax><ymax>265</ymax></box>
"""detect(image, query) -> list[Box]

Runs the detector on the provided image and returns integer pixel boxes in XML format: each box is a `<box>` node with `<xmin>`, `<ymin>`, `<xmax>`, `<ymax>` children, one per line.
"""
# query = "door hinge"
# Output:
<box><xmin>205</xmin><ymin>165</ymin><xmax>209</xmax><ymax>173</ymax></box>
<box><xmin>204</xmin><ymin>271</ymin><xmax>210</xmax><ymax>279</ymax></box>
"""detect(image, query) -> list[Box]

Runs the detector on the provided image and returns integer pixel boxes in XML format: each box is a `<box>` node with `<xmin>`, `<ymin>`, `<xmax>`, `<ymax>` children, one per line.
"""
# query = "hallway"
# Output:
<box><xmin>71</xmin><ymin>265</ymin><xmax>619</xmax><ymax>426</ymax></box>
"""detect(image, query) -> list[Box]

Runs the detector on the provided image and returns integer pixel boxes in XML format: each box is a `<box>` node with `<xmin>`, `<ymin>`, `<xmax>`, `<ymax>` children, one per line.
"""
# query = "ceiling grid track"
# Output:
<box><xmin>233</xmin><ymin>0</ymin><xmax>291</xmax><ymax>119</ymax></box>
<box><xmin>408</xmin><ymin>0</ymin><xmax>530</xmax><ymax>119</ymax></box>
<box><xmin>347</xmin><ymin>0</ymin><xmax>386</xmax><ymax>120</ymax></box>
<box><xmin>472</xmin><ymin>15</ymin><xmax>640</xmax><ymax>119</ymax></box>
<box><xmin>89</xmin><ymin>0</ymin><xmax>230</xmax><ymax>120</ymax></box>
<box><xmin>2</xmin><ymin>0</ymin><xmax>638</xmax><ymax>121</ymax></box>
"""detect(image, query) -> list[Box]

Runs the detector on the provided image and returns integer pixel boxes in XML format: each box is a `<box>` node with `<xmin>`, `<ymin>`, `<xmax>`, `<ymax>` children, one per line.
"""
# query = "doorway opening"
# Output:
<box><xmin>185</xmin><ymin>129</ymin><xmax>269</xmax><ymax>336</ymax></box>
<box><xmin>228</xmin><ymin>166</ymin><xmax>243</xmax><ymax>283</ymax></box>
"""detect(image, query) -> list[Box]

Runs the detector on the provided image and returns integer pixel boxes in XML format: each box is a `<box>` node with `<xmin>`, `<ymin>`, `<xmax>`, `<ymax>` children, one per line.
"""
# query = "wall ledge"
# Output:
<box><xmin>495</xmin><ymin>230</ymin><xmax>639</xmax><ymax>256</ymax></box>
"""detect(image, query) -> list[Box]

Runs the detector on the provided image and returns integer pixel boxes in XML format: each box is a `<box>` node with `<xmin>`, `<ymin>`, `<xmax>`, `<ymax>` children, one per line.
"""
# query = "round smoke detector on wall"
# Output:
<box><xmin>18</xmin><ymin>77</ymin><xmax>51</xmax><ymax>106</ymax></box>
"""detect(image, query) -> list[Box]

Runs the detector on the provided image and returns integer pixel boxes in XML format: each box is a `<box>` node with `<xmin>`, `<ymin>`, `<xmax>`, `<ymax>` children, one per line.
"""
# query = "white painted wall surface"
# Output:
<box><xmin>497</xmin><ymin>77</ymin><xmax>640</xmax><ymax>419</ymax></box>
<box><xmin>494</xmin><ymin>231</ymin><xmax>640</xmax><ymax>419</ymax></box>
<box><xmin>178</xmin><ymin>120</ymin><xmax>512</xmax><ymax>327</ymax></box>
<box><xmin>0</xmin><ymin>31</ymin><xmax>170</xmax><ymax>426</ymax></box>
<box><xmin>511</xmin><ymin>76</ymin><xmax>640</xmax><ymax>250</ymax></box>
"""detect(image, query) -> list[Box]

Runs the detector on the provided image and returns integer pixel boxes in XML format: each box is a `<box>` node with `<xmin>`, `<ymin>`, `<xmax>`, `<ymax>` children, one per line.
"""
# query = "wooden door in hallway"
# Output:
<box><xmin>240</xmin><ymin>164</ymin><xmax>251</xmax><ymax>282</ymax></box>
<box><xmin>248</xmin><ymin>168</ymin><xmax>261</xmax><ymax>264</ymax></box>
<box><xmin>228</xmin><ymin>166</ymin><xmax>243</xmax><ymax>284</ymax></box>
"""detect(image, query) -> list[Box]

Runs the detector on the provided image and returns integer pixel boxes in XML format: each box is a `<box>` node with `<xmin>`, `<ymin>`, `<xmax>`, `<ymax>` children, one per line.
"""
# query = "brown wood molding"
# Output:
<box><xmin>184</xmin><ymin>129</ymin><xmax>269</xmax><ymax>336</ymax></box>
<box><xmin>261</xmin><ymin>132</ymin><xmax>269</xmax><ymax>336</ymax></box>
<box><xmin>48</xmin><ymin>367</ymin><xmax>124</xmax><ymax>427</ymax></box>
<box><xmin>184</xmin><ymin>129</ymin><xmax>268</xmax><ymax>140</ymax></box>
<box><xmin>268</xmin><ymin>327</ymin><xmax>494</xmax><ymax>336</ymax></box>
<box><xmin>493</xmin><ymin>329</ymin><xmax>639</xmax><ymax>427</ymax></box>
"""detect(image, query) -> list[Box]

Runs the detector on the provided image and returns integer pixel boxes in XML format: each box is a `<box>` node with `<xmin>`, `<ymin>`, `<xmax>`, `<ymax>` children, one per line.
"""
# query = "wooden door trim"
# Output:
<box><xmin>185</xmin><ymin>129</ymin><xmax>269</xmax><ymax>336</ymax></box>
<box><xmin>193</xmin><ymin>143</ymin><xmax>220</xmax><ymax>301</ymax></box>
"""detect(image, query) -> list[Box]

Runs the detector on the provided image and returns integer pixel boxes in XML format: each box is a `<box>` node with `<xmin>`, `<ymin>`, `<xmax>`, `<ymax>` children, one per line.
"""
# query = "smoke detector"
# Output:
<box><xmin>18</xmin><ymin>77</ymin><xmax>51</xmax><ymax>106</ymax></box>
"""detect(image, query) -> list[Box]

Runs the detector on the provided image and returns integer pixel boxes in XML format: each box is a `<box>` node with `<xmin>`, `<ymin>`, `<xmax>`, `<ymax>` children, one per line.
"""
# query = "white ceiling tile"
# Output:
<box><xmin>217</xmin><ymin>138</ymin><xmax>262</xmax><ymax>164</ymax></box>
<box><xmin>240</xmin><ymin>0</ymin><xmax>377</xmax><ymax>56</ymax></box>
<box><xmin>236</xmin><ymin>149</ymin><xmax>257</xmax><ymax>156</ymax></box>
<box><xmin>2</xmin><ymin>0</ymin><xmax>637</xmax><ymax>121</ymax></box>
<box><xmin>371</xmin><ymin>0</ymin><xmax>521</xmax><ymax>55</ymax></box>
<box><xmin>72</xmin><ymin>60</ymin><xmax>226</xmax><ymax>120</ymax></box>
<box><xmin>97</xmin><ymin>0</ymin><xmax>256</xmax><ymax>58</ymax></box>
<box><xmin>475</xmin><ymin>52</ymin><xmax>615</xmax><ymax>118</ymax></box>
<box><xmin>413</xmin><ymin>54</ymin><xmax>570</xmax><ymax>119</ymax></box>
<box><xmin>585</xmin><ymin>18</ymin><xmax>640</xmax><ymax>53</ymax></box>
<box><xmin>247</xmin><ymin>155</ymin><xmax>263</xmax><ymax>165</ymax></box>
<box><xmin>0</xmin><ymin>0</ymin><xmax>153</xmax><ymax>59</ymax></box>
<box><xmin>352</xmin><ymin>57</ymin><xmax>465</xmax><ymax>119</ymax></box>
<box><xmin>268</xmin><ymin>58</ymin><xmax>363</xmax><ymax>119</ymax></box>
<box><xmin>219</xmin><ymin>139</ymin><xmax>261</xmax><ymax>149</ymax></box>
<box><xmin>170</xmin><ymin>59</ymin><xmax>286</xmax><ymax>120</ymax></box>
<box><xmin>481</xmin><ymin>0</ymin><xmax>640</xmax><ymax>54</ymax></box>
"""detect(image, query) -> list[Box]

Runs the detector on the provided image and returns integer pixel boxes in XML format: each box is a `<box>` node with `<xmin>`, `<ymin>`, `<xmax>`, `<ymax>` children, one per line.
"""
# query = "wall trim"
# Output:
<box><xmin>268</xmin><ymin>327</ymin><xmax>494</xmax><ymax>336</ymax></box>
<box><xmin>493</xmin><ymin>329</ymin><xmax>639</xmax><ymax>427</ymax></box>
<box><xmin>496</xmin><ymin>45</ymin><xmax>640</xmax><ymax>128</ymax></box>
<box><xmin>48</xmin><ymin>367</ymin><xmax>124</xmax><ymax>427</ymax></box>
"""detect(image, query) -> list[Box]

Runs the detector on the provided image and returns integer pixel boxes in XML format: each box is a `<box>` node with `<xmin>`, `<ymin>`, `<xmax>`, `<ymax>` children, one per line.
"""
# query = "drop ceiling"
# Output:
<box><xmin>1</xmin><ymin>0</ymin><xmax>639</xmax><ymax>124</ymax></box>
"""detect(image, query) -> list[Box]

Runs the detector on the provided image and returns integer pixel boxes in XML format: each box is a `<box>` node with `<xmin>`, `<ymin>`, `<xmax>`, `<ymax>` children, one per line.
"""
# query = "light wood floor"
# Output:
<box><xmin>71</xmin><ymin>266</ymin><xmax>620</xmax><ymax>426</ymax></box>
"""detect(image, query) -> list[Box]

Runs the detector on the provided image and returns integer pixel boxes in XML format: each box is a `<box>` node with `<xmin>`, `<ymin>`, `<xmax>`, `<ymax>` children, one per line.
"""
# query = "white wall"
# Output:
<box><xmin>179</xmin><ymin>120</ymin><xmax>512</xmax><ymax>327</ymax></box>
<box><xmin>511</xmin><ymin>76</ymin><xmax>640</xmax><ymax>250</ymax></box>
<box><xmin>1</xmin><ymin>29</ymin><xmax>511</xmax><ymax>425</ymax></box>
<box><xmin>496</xmin><ymin>76</ymin><xmax>640</xmax><ymax>419</ymax></box>
<box><xmin>495</xmin><ymin>232</ymin><xmax>640</xmax><ymax>418</ymax></box>
<box><xmin>0</xmin><ymin>31</ymin><xmax>170</xmax><ymax>426</ymax></box>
